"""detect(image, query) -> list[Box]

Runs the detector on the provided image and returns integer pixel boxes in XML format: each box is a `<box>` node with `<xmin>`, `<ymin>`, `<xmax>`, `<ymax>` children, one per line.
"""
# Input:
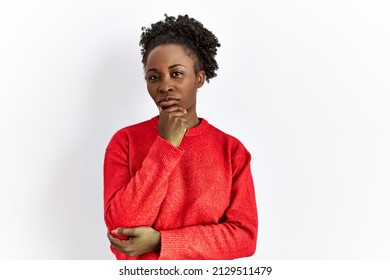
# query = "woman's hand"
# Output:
<box><xmin>158</xmin><ymin>105</ymin><xmax>188</xmax><ymax>147</ymax></box>
<box><xmin>107</xmin><ymin>226</ymin><xmax>161</xmax><ymax>257</ymax></box>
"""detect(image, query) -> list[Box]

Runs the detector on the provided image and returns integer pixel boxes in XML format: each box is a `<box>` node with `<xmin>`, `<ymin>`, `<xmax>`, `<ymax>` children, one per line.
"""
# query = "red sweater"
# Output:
<box><xmin>104</xmin><ymin>116</ymin><xmax>258</xmax><ymax>260</ymax></box>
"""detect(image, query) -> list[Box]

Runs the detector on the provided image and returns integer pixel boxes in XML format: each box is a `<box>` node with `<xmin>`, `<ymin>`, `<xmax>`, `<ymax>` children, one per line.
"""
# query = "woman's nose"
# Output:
<box><xmin>159</xmin><ymin>76</ymin><xmax>173</xmax><ymax>93</ymax></box>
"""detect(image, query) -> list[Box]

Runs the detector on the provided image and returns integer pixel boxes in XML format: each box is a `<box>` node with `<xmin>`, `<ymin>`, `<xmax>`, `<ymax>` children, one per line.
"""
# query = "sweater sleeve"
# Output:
<box><xmin>158</xmin><ymin>146</ymin><xmax>258</xmax><ymax>260</ymax></box>
<box><xmin>104</xmin><ymin>134</ymin><xmax>184</xmax><ymax>232</ymax></box>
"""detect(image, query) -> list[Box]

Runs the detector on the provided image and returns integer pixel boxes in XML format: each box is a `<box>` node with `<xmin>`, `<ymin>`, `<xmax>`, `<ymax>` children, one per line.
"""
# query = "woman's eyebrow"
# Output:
<box><xmin>146</xmin><ymin>64</ymin><xmax>186</xmax><ymax>73</ymax></box>
<box><xmin>169</xmin><ymin>64</ymin><xmax>186</xmax><ymax>69</ymax></box>
<box><xmin>146</xmin><ymin>68</ymin><xmax>158</xmax><ymax>73</ymax></box>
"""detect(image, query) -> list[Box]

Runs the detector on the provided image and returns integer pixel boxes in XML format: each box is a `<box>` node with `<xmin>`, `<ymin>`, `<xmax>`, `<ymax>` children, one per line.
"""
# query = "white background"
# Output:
<box><xmin>1</xmin><ymin>0</ymin><xmax>389</xmax><ymax>260</ymax></box>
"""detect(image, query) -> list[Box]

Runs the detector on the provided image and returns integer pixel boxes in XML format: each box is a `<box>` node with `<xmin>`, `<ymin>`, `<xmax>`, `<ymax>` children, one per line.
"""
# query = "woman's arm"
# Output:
<box><xmin>104</xmin><ymin>134</ymin><xmax>184</xmax><ymax>233</ymax></box>
<box><xmin>158</xmin><ymin>152</ymin><xmax>258</xmax><ymax>260</ymax></box>
<box><xmin>108</xmin><ymin>147</ymin><xmax>258</xmax><ymax>260</ymax></box>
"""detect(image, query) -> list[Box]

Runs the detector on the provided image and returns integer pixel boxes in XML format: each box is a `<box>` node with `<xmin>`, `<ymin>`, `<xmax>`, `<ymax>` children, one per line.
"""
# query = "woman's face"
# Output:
<box><xmin>144</xmin><ymin>44</ymin><xmax>205</xmax><ymax>117</ymax></box>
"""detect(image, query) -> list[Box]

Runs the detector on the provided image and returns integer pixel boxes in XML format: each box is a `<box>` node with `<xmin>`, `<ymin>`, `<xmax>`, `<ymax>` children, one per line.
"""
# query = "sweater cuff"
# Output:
<box><xmin>158</xmin><ymin>230</ymin><xmax>188</xmax><ymax>260</ymax></box>
<box><xmin>145</xmin><ymin>136</ymin><xmax>185</xmax><ymax>173</ymax></box>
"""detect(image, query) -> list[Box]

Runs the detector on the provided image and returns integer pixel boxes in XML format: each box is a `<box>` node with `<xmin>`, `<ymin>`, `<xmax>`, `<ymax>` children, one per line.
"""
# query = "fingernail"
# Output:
<box><xmin>111</xmin><ymin>228</ymin><xmax>119</xmax><ymax>235</ymax></box>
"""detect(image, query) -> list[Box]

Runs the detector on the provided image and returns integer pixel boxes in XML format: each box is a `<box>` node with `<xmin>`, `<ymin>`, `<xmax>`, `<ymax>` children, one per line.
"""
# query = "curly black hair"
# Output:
<box><xmin>139</xmin><ymin>14</ymin><xmax>221</xmax><ymax>82</ymax></box>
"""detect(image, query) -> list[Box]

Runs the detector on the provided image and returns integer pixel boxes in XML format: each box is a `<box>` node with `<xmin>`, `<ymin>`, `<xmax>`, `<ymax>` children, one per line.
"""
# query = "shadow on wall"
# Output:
<box><xmin>40</xmin><ymin>45</ymin><xmax>146</xmax><ymax>259</ymax></box>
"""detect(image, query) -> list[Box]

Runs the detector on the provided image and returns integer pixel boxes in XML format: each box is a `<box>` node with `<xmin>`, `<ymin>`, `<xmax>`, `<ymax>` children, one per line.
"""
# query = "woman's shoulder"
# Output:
<box><xmin>206</xmin><ymin>120</ymin><xmax>250</xmax><ymax>154</ymax></box>
<box><xmin>206</xmin><ymin>120</ymin><xmax>241</xmax><ymax>142</ymax></box>
<box><xmin>106</xmin><ymin>117</ymin><xmax>157</xmax><ymax>149</ymax></box>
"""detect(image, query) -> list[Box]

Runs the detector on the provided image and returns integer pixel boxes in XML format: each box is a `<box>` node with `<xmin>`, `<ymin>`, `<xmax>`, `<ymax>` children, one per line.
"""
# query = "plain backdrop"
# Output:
<box><xmin>0</xmin><ymin>0</ymin><xmax>389</xmax><ymax>259</ymax></box>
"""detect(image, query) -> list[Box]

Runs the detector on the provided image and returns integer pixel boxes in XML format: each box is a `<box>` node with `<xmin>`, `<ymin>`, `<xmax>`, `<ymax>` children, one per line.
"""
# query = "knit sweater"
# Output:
<box><xmin>104</xmin><ymin>116</ymin><xmax>258</xmax><ymax>260</ymax></box>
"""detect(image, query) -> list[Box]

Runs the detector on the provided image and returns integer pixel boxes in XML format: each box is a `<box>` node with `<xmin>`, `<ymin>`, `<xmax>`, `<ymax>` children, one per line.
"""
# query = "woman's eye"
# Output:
<box><xmin>146</xmin><ymin>75</ymin><xmax>158</xmax><ymax>81</ymax></box>
<box><xmin>172</xmin><ymin>71</ymin><xmax>183</xmax><ymax>77</ymax></box>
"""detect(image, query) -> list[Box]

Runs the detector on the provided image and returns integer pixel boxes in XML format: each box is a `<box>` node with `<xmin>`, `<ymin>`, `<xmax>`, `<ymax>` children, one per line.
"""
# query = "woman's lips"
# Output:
<box><xmin>158</xmin><ymin>98</ymin><xmax>179</xmax><ymax>109</ymax></box>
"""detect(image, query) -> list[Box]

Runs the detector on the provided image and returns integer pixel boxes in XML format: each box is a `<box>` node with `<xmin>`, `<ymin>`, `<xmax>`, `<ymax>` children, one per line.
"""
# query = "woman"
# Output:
<box><xmin>104</xmin><ymin>14</ymin><xmax>258</xmax><ymax>260</ymax></box>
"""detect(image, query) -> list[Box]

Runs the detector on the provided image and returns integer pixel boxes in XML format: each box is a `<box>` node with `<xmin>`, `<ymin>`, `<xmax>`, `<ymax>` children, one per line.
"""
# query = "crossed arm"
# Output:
<box><xmin>104</xmin><ymin>107</ymin><xmax>258</xmax><ymax>259</ymax></box>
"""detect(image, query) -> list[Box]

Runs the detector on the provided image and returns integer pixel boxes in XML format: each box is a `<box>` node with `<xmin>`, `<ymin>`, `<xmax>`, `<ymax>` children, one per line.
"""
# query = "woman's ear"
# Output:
<box><xmin>196</xmin><ymin>70</ymin><xmax>206</xmax><ymax>89</ymax></box>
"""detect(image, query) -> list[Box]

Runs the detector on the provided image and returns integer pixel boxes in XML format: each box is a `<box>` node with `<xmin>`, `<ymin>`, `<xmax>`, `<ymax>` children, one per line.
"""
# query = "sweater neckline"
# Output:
<box><xmin>150</xmin><ymin>116</ymin><xmax>209</xmax><ymax>136</ymax></box>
